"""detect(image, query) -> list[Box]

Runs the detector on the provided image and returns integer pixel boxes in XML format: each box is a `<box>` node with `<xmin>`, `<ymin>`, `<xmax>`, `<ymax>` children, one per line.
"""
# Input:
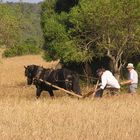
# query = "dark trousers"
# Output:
<box><xmin>95</xmin><ymin>89</ymin><xmax>104</xmax><ymax>97</ymax></box>
<box><xmin>95</xmin><ymin>88</ymin><xmax>119</xmax><ymax>97</ymax></box>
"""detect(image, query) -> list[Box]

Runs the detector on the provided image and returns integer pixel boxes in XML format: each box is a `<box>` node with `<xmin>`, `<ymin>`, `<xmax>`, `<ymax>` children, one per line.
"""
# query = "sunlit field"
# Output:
<box><xmin>0</xmin><ymin>49</ymin><xmax>140</xmax><ymax>140</ymax></box>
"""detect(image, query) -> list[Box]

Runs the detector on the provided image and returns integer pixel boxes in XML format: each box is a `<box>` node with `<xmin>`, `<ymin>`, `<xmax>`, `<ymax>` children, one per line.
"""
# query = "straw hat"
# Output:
<box><xmin>126</xmin><ymin>63</ymin><xmax>134</xmax><ymax>68</ymax></box>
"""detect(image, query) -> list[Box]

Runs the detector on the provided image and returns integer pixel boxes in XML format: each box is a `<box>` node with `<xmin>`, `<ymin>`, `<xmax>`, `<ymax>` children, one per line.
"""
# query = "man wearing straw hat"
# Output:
<box><xmin>120</xmin><ymin>63</ymin><xmax>138</xmax><ymax>94</ymax></box>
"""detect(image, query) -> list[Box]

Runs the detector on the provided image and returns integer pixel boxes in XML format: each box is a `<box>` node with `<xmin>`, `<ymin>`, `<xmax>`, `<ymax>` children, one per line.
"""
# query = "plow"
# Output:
<box><xmin>39</xmin><ymin>79</ymin><xmax>99</xmax><ymax>99</ymax></box>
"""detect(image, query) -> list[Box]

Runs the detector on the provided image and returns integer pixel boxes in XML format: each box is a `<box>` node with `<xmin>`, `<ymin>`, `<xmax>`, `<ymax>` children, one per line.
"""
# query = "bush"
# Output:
<box><xmin>42</xmin><ymin>51</ymin><xmax>54</xmax><ymax>61</ymax></box>
<box><xmin>3</xmin><ymin>44</ymin><xmax>41</xmax><ymax>57</ymax></box>
<box><xmin>136</xmin><ymin>63</ymin><xmax>140</xmax><ymax>79</ymax></box>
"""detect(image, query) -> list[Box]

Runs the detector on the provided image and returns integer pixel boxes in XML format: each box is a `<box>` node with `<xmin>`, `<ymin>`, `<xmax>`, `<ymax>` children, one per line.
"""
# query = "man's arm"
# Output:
<box><xmin>100</xmin><ymin>75</ymin><xmax>107</xmax><ymax>89</ymax></box>
<box><xmin>120</xmin><ymin>80</ymin><xmax>132</xmax><ymax>85</ymax></box>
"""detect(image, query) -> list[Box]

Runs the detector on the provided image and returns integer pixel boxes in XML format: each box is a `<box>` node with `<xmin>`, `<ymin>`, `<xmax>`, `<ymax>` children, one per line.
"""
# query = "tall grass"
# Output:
<box><xmin>0</xmin><ymin>53</ymin><xmax>140</xmax><ymax>140</ymax></box>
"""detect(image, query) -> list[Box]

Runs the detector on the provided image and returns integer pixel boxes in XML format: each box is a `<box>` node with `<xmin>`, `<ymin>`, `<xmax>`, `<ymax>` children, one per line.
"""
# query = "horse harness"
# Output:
<box><xmin>34</xmin><ymin>66</ymin><xmax>72</xmax><ymax>85</ymax></box>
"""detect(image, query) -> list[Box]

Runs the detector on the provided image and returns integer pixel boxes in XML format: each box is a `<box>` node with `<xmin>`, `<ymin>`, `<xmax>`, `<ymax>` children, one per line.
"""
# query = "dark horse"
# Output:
<box><xmin>24</xmin><ymin>65</ymin><xmax>81</xmax><ymax>98</ymax></box>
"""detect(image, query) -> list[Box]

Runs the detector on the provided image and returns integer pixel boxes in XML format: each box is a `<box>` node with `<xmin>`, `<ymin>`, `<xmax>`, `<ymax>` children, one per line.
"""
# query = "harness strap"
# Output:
<box><xmin>35</xmin><ymin>67</ymin><xmax>44</xmax><ymax>79</ymax></box>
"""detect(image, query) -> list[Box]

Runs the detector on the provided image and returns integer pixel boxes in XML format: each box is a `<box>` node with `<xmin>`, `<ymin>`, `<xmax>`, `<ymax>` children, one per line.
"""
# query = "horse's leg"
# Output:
<box><xmin>72</xmin><ymin>74</ymin><xmax>82</xmax><ymax>95</ymax></box>
<box><xmin>48</xmin><ymin>90</ymin><xmax>54</xmax><ymax>98</ymax></box>
<box><xmin>36</xmin><ymin>87</ymin><xmax>42</xmax><ymax>98</ymax></box>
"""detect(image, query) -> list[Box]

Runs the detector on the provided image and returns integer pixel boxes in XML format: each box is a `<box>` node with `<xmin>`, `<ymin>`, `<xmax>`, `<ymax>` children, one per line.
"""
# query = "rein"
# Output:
<box><xmin>78</xmin><ymin>74</ymin><xmax>99</xmax><ymax>81</ymax></box>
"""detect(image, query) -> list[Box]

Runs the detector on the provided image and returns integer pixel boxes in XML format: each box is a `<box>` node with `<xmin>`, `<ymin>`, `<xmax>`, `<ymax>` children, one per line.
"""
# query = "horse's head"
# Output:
<box><xmin>24</xmin><ymin>65</ymin><xmax>38</xmax><ymax>85</ymax></box>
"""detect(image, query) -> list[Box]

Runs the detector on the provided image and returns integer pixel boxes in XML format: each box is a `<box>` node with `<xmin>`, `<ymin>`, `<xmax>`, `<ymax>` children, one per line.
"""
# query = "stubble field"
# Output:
<box><xmin>0</xmin><ymin>49</ymin><xmax>140</xmax><ymax>140</ymax></box>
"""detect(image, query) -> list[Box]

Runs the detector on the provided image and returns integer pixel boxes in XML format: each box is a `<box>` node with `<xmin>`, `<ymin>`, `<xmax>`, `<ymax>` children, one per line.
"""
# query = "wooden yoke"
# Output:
<box><xmin>39</xmin><ymin>79</ymin><xmax>83</xmax><ymax>98</ymax></box>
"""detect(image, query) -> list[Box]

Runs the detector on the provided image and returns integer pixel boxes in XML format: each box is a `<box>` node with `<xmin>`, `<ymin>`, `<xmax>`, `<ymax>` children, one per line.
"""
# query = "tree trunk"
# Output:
<box><xmin>109</xmin><ymin>59</ymin><xmax>121</xmax><ymax>80</ymax></box>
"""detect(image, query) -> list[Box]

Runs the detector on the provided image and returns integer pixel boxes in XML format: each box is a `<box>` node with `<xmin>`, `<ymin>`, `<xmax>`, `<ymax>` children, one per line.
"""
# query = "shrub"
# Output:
<box><xmin>42</xmin><ymin>51</ymin><xmax>53</xmax><ymax>61</ymax></box>
<box><xmin>3</xmin><ymin>44</ymin><xmax>41</xmax><ymax>57</ymax></box>
<box><xmin>136</xmin><ymin>63</ymin><xmax>140</xmax><ymax>78</ymax></box>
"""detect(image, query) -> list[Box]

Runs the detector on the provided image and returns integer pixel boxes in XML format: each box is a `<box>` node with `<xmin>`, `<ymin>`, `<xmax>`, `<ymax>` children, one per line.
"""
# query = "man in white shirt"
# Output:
<box><xmin>94</xmin><ymin>68</ymin><xmax>120</xmax><ymax>97</ymax></box>
<box><xmin>120</xmin><ymin>63</ymin><xmax>138</xmax><ymax>94</ymax></box>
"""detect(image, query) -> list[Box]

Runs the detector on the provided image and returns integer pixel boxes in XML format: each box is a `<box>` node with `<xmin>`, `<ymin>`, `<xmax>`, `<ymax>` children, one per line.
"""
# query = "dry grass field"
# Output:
<box><xmin>0</xmin><ymin>49</ymin><xmax>140</xmax><ymax>140</ymax></box>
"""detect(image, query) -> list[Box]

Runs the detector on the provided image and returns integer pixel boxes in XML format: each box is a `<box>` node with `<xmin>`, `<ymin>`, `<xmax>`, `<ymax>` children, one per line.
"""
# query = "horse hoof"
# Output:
<box><xmin>36</xmin><ymin>96</ymin><xmax>39</xmax><ymax>99</ymax></box>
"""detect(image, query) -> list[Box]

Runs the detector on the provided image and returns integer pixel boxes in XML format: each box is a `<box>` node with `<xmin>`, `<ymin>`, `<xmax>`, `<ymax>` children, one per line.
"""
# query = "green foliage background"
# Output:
<box><xmin>41</xmin><ymin>0</ymin><xmax>140</xmax><ymax>75</ymax></box>
<box><xmin>0</xmin><ymin>3</ymin><xmax>44</xmax><ymax>57</ymax></box>
<box><xmin>0</xmin><ymin>0</ymin><xmax>140</xmax><ymax>77</ymax></box>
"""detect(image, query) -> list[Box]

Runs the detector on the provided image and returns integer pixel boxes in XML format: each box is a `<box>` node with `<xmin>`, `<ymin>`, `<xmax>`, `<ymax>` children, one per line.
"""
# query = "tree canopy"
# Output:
<box><xmin>41</xmin><ymin>0</ymin><xmax>140</xmax><ymax>75</ymax></box>
<box><xmin>0</xmin><ymin>4</ymin><xmax>20</xmax><ymax>47</ymax></box>
<box><xmin>0</xmin><ymin>2</ymin><xmax>44</xmax><ymax>57</ymax></box>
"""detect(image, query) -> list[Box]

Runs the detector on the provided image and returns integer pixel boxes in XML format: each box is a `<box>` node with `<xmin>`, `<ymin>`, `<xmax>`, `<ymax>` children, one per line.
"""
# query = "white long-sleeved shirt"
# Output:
<box><xmin>129</xmin><ymin>69</ymin><xmax>138</xmax><ymax>84</ymax></box>
<box><xmin>100</xmin><ymin>70</ymin><xmax>120</xmax><ymax>90</ymax></box>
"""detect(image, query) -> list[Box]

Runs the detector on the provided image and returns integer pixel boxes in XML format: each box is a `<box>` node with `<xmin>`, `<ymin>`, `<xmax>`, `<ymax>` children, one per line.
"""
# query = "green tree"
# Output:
<box><xmin>41</xmin><ymin>0</ymin><xmax>92</xmax><ymax>63</ymax></box>
<box><xmin>41</xmin><ymin>0</ymin><xmax>140</xmax><ymax>78</ymax></box>
<box><xmin>0</xmin><ymin>4</ymin><xmax>20</xmax><ymax>47</ymax></box>
<box><xmin>69</xmin><ymin>0</ymin><xmax>140</xmax><ymax>78</ymax></box>
<box><xmin>0</xmin><ymin>3</ymin><xmax>44</xmax><ymax>57</ymax></box>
